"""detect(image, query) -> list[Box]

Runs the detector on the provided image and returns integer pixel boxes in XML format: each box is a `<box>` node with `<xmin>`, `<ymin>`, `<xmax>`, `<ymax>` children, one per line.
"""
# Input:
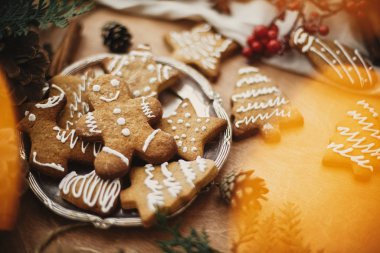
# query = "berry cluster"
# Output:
<box><xmin>303</xmin><ymin>12</ymin><xmax>329</xmax><ymax>36</ymax></box>
<box><xmin>344</xmin><ymin>0</ymin><xmax>368</xmax><ymax>18</ymax></box>
<box><xmin>242</xmin><ymin>24</ymin><xmax>282</xmax><ymax>59</ymax></box>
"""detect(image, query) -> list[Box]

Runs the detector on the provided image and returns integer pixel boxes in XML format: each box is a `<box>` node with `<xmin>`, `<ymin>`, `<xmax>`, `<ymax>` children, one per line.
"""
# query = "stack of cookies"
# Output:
<box><xmin>19</xmin><ymin>45</ymin><xmax>227</xmax><ymax>226</ymax></box>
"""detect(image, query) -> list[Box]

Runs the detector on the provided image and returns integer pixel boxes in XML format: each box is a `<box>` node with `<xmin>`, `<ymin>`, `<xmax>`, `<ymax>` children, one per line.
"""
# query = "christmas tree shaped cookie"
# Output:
<box><xmin>323</xmin><ymin>100</ymin><xmax>380</xmax><ymax>177</ymax></box>
<box><xmin>102</xmin><ymin>44</ymin><xmax>180</xmax><ymax>98</ymax></box>
<box><xmin>165</xmin><ymin>24</ymin><xmax>238</xmax><ymax>80</ymax></box>
<box><xmin>291</xmin><ymin>27</ymin><xmax>377</xmax><ymax>90</ymax></box>
<box><xmin>120</xmin><ymin>157</ymin><xmax>218</xmax><ymax>226</ymax></box>
<box><xmin>158</xmin><ymin>99</ymin><xmax>227</xmax><ymax>161</ymax></box>
<box><xmin>231</xmin><ymin>67</ymin><xmax>303</xmax><ymax>141</ymax></box>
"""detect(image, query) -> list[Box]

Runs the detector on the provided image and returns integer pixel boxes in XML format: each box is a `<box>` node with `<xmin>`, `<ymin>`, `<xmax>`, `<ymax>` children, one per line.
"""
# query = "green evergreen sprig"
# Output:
<box><xmin>0</xmin><ymin>0</ymin><xmax>93</xmax><ymax>40</ymax></box>
<box><xmin>155</xmin><ymin>213</ymin><xmax>220</xmax><ymax>253</ymax></box>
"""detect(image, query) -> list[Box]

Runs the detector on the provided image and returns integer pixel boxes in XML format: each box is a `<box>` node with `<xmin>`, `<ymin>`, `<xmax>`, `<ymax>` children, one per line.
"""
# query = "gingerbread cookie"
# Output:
<box><xmin>165</xmin><ymin>24</ymin><xmax>238</xmax><ymax>81</ymax></box>
<box><xmin>291</xmin><ymin>27</ymin><xmax>377</xmax><ymax>90</ymax></box>
<box><xmin>102</xmin><ymin>44</ymin><xmax>180</xmax><ymax>98</ymax></box>
<box><xmin>19</xmin><ymin>86</ymin><xmax>101</xmax><ymax>178</ymax></box>
<box><xmin>231</xmin><ymin>67</ymin><xmax>303</xmax><ymax>141</ymax></box>
<box><xmin>158</xmin><ymin>99</ymin><xmax>227</xmax><ymax>161</ymax></box>
<box><xmin>76</xmin><ymin>93</ymin><xmax>177</xmax><ymax>179</ymax></box>
<box><xmin>59</xmin><ymin>170</ymin><xmax>121</xmax><ymax>215</ymax></box>
<box><xmin>120</xmin><ymin>157</ymin><xmax>218</xmax><ymax>226</ymax></box>
<box><xmin>323</xmin><ymin>100</ymin><xmax>380</xmax><ymax>177</ymax></box>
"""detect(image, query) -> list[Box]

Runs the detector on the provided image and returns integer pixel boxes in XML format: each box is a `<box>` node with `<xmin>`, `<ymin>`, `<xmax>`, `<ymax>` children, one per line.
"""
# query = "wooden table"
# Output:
<box><xmin>2</xmin><ymin>7</ymin><xmax>380</xmax><ymax>253</ymax></box>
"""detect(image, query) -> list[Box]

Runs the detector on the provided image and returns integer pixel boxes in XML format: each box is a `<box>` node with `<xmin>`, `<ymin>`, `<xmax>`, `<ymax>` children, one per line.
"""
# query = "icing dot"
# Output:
<box><xmin>191</xmin><ymin>147</ymin><xmax>197</xmax><ymax>152</ymax></box>
<box><xmin>121</xmin><ymin>128</ymin><xmax>130</xmax><ymax>136</ymax></box>
<box><xmin>28</xmin><ymin>113</ymin><xmax>36</xmax><ymax>121</ymax></box>
<box><xmin>147</xmin><ymin>64</ymin><xmax>155</xmax><ymax>72</ymax></box>
<box><xmin>92</xmin><ymin>85</ymin><xmax>101</xmax><ymax>92</ymax></box>
<box><xmin>196</xmin><ymin>118</ymin><xmax>201</xmax><ymax>123</ymax></box>
<box><xmin>116</xmin><ymin>71</ymin><xmax>122</xmax><ymax>76</ymax></box>
<box><xmin>113</xmin><ymin>108</ymin><xmax>121</xmax><ymax>114</ymax></box>
<box><xmin>117</xmin><ymin>117</ymin><xmax>126</xmax><ymax>125</ymax></box>
<box><xmin>149</xmin><ymin>77</ymin><xmax>157</xmax><ymax>84</ymax></box>
<box><xmin>348</xmin><ymin>67</ymin><xmax>353</xmax><ymax>71</ymax></box>
<box><xmin>167</xmin><ymin>119</ymin><xmax>173</xmax><ymax>124</ymax></box>
<box><xmin>185</xmin><ymin>123</ymin><xmax>191</xmax><ymax>128</ymax></box>
<box><xmin>177</xmin><ymin>119</ymin><xmax>184</xmax><ymax>124</ymax></box>
<box><xmin>172</xmin><ymin>126</ymin><xmax>177</xmax><ymax>131</ymax></box>
<box><xmin>201</xmin><ymin>126</ymin><xmax>207</xmax><ymax>131</ymax></box>
<box><xmin>110</xmin><ymin>79</ymin><xmax>120</xmax><ymax>87</ymax></box>
<box><xmin>182</xmin><ymin>147</ymin><xmax>188</xmax><ymax>153</ymax></box>
<box><xmin>336</xmin><ymin>50</ymin><xmax>340</xmax><ymax>55</ymax></box>
<box><xmin>191</xmin><ymin>137</ymin><xmax>196</xmax><ymax>142</ymax></box>
<box><xmin>144</xmin><ymin>86</ymin><xmax>151</xmax><ymax>92</ymax></box>
<box><xmin>332</xmin><ymin>60</ymin><xmax>337</xmax><ymax>64</ymax></box>
<box><xmin>181</xmin><ymin>134</ymin><xmax>187</xmax><ymax>139</ymax></box>
<box><xmin>172</xmin><ymin>112</ymin><xmax>177</xmax><ymax>116</ymax></box>
<box><xmin>24</xmin><ymin>110</ymin><xmax>29</xmax><ymax>116</ymax></box>
<box><xmin>353</xmin><ymin>56</ymin><xmax>357</xmax><ymax>61</ymax></box>
<box><xmin>181</xmin><ymin>103</ymin><xmax>188</xmax><ymax>108</ymax></box>
<box><xmin>185</xmin><ymin>113</ymin><xmax>191</xmax><ymax>118</ymax></box>
<box><xmin>195</xmin><ymin>127</ymin><xmax>199</xmax><ymax>133</ymax></box>
<box><xmin>133</xmin><ymin>90</ymin><xmax>141</xmax><ymax>97</ymax></box>
<box><xmin>177</xmin><ymin>141</ymin><xmax>183</xmax><ymax>147</ymax></box>
<box><xmin>205</xmin><ymin>118</ymin><xmax>210</xmax><ymax>123</ymax></box>
<box><xmin>174</xmin><ymin>135</ymin><xmax>180</xmax><ymax>140</ymax></box>
<box><xmin>320</xmin><ymin>48</ymin><xmax>326</xmax><ymax>52</ymax></box>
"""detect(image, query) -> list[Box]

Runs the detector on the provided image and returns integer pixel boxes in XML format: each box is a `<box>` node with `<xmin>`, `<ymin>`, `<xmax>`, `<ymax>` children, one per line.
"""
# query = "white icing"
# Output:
<box><xmin>32</xmin><ymin>152</ymin><xmax>64</xmax><ymax>171</ymax></box>
<box><xmin>236</xmin><ymin>96</ymin><xmax>288</xmax><ymax>113</ymax></box>
<box><xmin>117</xmin><ymin>117</ymin><xmax>126</xmax><ymax>125</ymax></box>
<box><xmin>185</xmin><ymin>123</ymin><xmax>191</xmax><ymax>128</ymax></box>
<box><xmin>85</xmin><ymin>112</ymin><xmax>102</xmax><ymax>133</ymax></box>
<box><xmin>53</xmin><ymin>126</ymin><xmax>78</xmax><ymax>149</ymax></box>
<box><xmin>182</xmin><ymin>147</ymin><xmax>188</xmax><ymax>153</ymax></box>
<box><xmin>181</xmin><ymin>103</ymin><xmax>188</xmax><ymax>108</ymax></box>
<box><xmin>161</xmin><ymin>162</ymin><xmax>182</xmax><ymax>197</ymax></box>
<box><xmin>174</xmin><ymin>135</ymin><xmax>180</xmax><ymax>140</ymax></box>
<box><xmin>238</xmin><ymin>67</ymin><xmax>259</xmax><ymax>75</ymax></box>
<box><xmin>133</xmin><ymin>90</ymin><xmax>141</xmax><ymax>97</ymax></box>
<box><xmin>236</xmin><ymin>74</ymin><xmax>271</xmax><ymax>87</ymax></box>
<box><xmin>142</xmin><ymin>129</ymin><xmax>160</xmax><ymax>152</ymax></box>
<box><xmin>110</xmin><ymin>79</ymin><xmax>120</xmax><ymax>87</ymax></box>
<box><xmin>263</xmin><ymin>123</ymin><xmax>274</xmax><ymax>130</ymax></box>
<box><xmin>168</xmin><ymin>119</ymin><xmax>173</xmax><ymax>124</ymax></box>
<box><xmin>185</xmin><ymin>113</ymin><xmax>191</xmax><ymax>118</ymax></box>
<box><xmin>100</xmin><ymin>91</ymin><xmax>120</xmax><ymax>102</ymax></box>
<box><xmin>59</xmin><ymin>171</ymin><xmax>121</xmax><ymax>213</ymax></box>
<box><xmin>141</xmin><ymin>97</ymin><xmax>155</xmax><ymax>118</ymax></box>
<box><xmin>172</xmin><ymin>126</ymin><xmax>177</xmax><ymax>131</ymax></box>
<box><xmin>35</xmin><ymin>84</ymin><xmax>65</xmax><ymax>109</ymax></box>
<box><xmin>102</xmin><ymin>146</ymin><xmax>129</xmax><ymax>166</ymax></box>
<box><xmin>92</xmin><ymin>84</ymin><xmax>101</xmax><ymax>92</ymax></box>
<box><xmin>144</xmin><ymin>164</ymin><xmax>164</xmax><ymax>211</ymax></box>
<box><xmin>195</xmin><ymin>156</ymin><xmax>207</xmax><ymax>172</ymax></box>
<box><xmin>28</xmin><ymin>113</ymin><xmax>36</xmax><ymax>121</ymax></box>
<box><xmin>178</xmin><ymin>160</ymin><xmax>196</xmax><ymax>186</ymax></box>
<box><xmin>235</xmin><ymin>108</ymin><xmax>291</xmax><ymax>128</ymax></box>
<box><xmin>201</xmin><ymin>126</ymin><xmax>207</xmax><ymax>131</ymax></box>
<box><xmin>181</xmin><ymin>134</ymin><xmax>187</xmax><ymax>138</ymax></box>
<box><xmin>191</xmin><ymin>147</ymin><xmax>198</xmax><ymax>152</ymax></box>
<box><xmin>196</xmin><ymin>118</ymin><xmax>201</xmax><ymax>123</ymax></box>
<box><xmin>147</xmin><ymin>64</ymin><xmax>155</xmax><ymax>72</ymax></box>
<box><xmin>231</xmin><ymin>86</ymin><xmax>279</xmax><ymax>101</ymax></box>
<box><xmin>113</xmin><ymin>108</ymin><xmax>121</xmax><ymax>114</ymax></box>
<box><xmin>121</xmin><ymin>128</ymin><xmax>130</xmax><ymax>136</ymax></box>
<box><xmin>354</xmin><ymin>49</ymin><xmax>373</xmax><ymax>85</ymax></box>
<box><xmin>177</xmin><ymin>119</ymin><xmax>184</xmax><ymax>124</ymax></box>
<box><xmin>310</xmin><ymin>47</ymin><xmax>343</xmax><ymax>79</ymax></box>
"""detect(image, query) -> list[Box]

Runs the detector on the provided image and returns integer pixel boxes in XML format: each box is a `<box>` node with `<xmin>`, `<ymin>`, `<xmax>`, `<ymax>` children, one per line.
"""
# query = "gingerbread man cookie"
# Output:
<box><xmin>76</xmin><ymin>85</ymin><xmax>177</xmax><ymax>179</ymax></box>
<box><xmin>59</xmin><ymin>170</ymin><xmax>121</xmax><ymax>215</ymax></box>
<box><xmin>102</xmin><ymin>44</ymin><xmax>180</xmax><ymax>98</ymax></box>
<box><xmin>158</xmin><ymin>99</ymin><xmax>227</xmax><ymax>161</ymax></box>
<box><xmin>291</xmin><ymin>27</ymin><xmax>377</xmax><ymax>90</ymax></box>
<box><xmin>323</xmin><ymin>100</ymin><xmax>380</xmax><ymax>177</ymax></box>
<box><xmin>19</xmin><ymin>86</ymin><xmax>101</xmax><ymax>178</ymax></box>
<box><xmin>120</xmin><ymin>157</ymin><xmax>218</xmax><ymax>226</ymax></box>
<box><xmin>165</xmin><ymin>24</ymin><xmax>238</xmax><ymax>81</ymax></box>
<box><xmin>231</xmin><ymin>67</ymin><xmax>303</xmax><ymax>141</ymax></box>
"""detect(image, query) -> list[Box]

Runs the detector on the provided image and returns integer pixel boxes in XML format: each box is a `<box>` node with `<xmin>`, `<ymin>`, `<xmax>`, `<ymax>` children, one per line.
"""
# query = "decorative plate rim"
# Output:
<box><xmin>26</xmin><ymin>54</ymin><xmax>232</xmax><ymax>228</ymax></box>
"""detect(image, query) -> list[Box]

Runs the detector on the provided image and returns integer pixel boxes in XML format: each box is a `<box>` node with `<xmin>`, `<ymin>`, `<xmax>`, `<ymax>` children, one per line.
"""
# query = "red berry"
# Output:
<box><xmin>242</xmin><ymin>47</ymin><xmax>253</xmax><ymax>58</ymax></box>
<box><xmin>260</xmin><ymin>38</ymin><xmax>269</xmax><ymax>46</ymax></box>
<box><xmin>246</xmin><ymin>35</ymin><xmax>255</xmax><ymax>45</ymax></box>
<box><xmin>251</xmin><ymin>41</ymin><xmax>263</xmax><ymax>53</ymax></box>
<box><xmin>318</xmin><ymin>25</ymin><xmax>329</xmax><ymax>36</ymax></box>
<box><xmin>269</xmin><ymin>24</ymin><xmax>279</xmax><ymax>33</ymax></box>
<box><xmin>266</xmin><ymin>39</ymin><xmax>282</xmax><ymax>54</ymax></box>
<box><xmin>254</xmin><ymin>25</ymin><xmax>269</xmax><ymax>39</ymax></box>
<box><xmin>268</xmin><ymin>30</ymin><xmax>278</xmax><ymax>39</ymax></box>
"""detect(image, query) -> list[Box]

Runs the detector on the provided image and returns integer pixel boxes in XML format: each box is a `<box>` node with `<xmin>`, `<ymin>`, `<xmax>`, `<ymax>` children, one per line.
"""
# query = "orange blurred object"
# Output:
<box><xmin>0</xmin><ymin>68</ymin><xmax>22</xmax><ymax>230</ymax></box>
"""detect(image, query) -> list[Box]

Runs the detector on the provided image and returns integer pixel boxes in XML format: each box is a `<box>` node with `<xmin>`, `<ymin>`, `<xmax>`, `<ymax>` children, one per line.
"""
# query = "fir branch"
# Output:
<box><xmin>0</xmin><ymin>0</ymin><xmax>93</xmax><ymax>40</ymax></box>
<box><xmin>155</xmin><ymin>213</ymin><xmax>220</xmax><ymax>253</ymax></box>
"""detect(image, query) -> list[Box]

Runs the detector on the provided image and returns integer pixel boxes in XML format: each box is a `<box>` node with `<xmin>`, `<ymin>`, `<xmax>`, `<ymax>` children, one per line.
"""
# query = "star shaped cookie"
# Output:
<box><xmin>102</xmin><ymin>44</ymin><xmax>180</xmax><ymax>98</ymax></box>
<box><xmin>165</xmin><ymin>24</ymin><xmax>238</xmax><ymax>81</ymax></box>
<box><xmin>158</xmin><ymin>99</ymin><xmax>227</xmax><ymax>161</ymax></box>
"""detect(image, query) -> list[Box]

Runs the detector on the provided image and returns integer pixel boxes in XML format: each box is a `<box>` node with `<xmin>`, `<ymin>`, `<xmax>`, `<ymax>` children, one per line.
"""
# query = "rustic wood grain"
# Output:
<box><xmin>4</xmin><ymin>7</ymin><xmax>380</xmax><ymax>253</ymax></box>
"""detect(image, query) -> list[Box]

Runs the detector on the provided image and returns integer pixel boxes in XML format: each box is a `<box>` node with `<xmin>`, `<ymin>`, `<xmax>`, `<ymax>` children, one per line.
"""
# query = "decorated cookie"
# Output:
<box><xmin>76</xmin><ymin>92</ymin><xmax>177</xmax><ymax>179</ymax></box>
<box><xmin>158</xmin><ymin>99</ymin><xmax>227</xmax><ymax>161</ymax></box>
<box><xmin>231</xmin><ymin>67</ymin><xmax>303</xmax><ymax>141</ymax></box>
<box><xmin>291</xmin><ymin>27</ymin><xmax>377</xmax><ymax>90</ymax></box>
<box><xmin>59</xmin><ymin>170</ymin><xmax>121</xmax><ymax>215</ymax></box>
<box><xmin>102</xmin><ymin>44</ymin><xmax>180</xmax><ymax>98</ymax></box>
<box><xmin>323</xmin><ymin>100</ymin><xmax>380</xmax><ymax>177</ymax></box>
<box><xmin>18</xmin><ymin>86</ymin><xmax>101</xmax><ymax>178</ymax></box>
<box><xmin>120</xmin><ymin>157</ymin><xmax>218</xmax><ymax>226</ymax></box>
<box><xmin>165</xmin><ymin>24</ymin><xmax>238</xmax><ymax>81</ymax></box>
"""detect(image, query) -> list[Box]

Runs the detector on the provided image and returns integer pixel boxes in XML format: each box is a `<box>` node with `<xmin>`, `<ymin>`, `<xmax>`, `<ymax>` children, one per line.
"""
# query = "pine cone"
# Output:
<box><xmin>0</xmin><ymin>31</ymin><xmax>49</xmax><ymax>106</ymax></box>
<box><xmin>219</xmin><ymin>170</ymin><xmax>269</xmax><ymax>211</ymax></box>
<box><xmin>101</xmin><ymin>22</ymin><xmax>132</xmax><ymax>53</ymax></box>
